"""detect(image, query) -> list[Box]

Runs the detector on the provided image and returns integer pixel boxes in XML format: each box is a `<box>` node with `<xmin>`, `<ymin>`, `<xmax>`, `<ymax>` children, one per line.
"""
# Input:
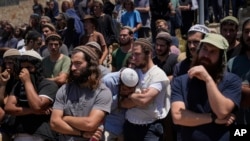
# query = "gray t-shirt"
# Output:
<box><xmin>53</xmin><ymin>82</ymin><xmax>112</xmax><ymax>141</ymax></box>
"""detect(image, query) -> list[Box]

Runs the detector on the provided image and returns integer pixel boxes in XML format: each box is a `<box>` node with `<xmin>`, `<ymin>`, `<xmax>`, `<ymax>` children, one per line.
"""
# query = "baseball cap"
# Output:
<box><xmin>200</xmin><ymin>33</ymin><xmax>229</xmax><ymax>51</ymax></box>
<box><xmin>3</xmin><ymin>49</ymin><xmax>21</xmax><ymax>58</ymax></box>
<box><xmin>120</xmin><ymin>68</ymin><xmax>139</xmax><ymax>87</ymax></box>
<box><xmin>188</xmin><ymin>24</ymin><xmax>209</xmax><ymax>34</ymax></box>
<box><xmin>22</xmin><ymin>50</ymin><xmax>43</xmax><ymax>61</ymax></box>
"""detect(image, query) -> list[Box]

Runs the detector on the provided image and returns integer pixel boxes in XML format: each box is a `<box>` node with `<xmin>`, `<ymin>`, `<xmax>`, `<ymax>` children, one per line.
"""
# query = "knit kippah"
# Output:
<box><xmin>46</xmin><ymin>33</ymin><xmax>61</xmax><ymax>41</ymax></box>
<box><xmin>86</xmin><ymin>41</ymin><xmax>101</xmax><ymax>52</ymax></box>
<box><xmin>42</xmin><ymin>23</ymin><xmax>56</xmax><ymax>31</ymax></box>
<box><xmin>22</xmin><ymin>50</ymin><xmax>43</xmax><ymax>61</ymax></box>
<box><xmin>74</xmin><ymin>46</ymin><xmax>99</xmax><ymax>61</ymax></box>
<box><xmin>3</xmin><ymin>49</ymin><xmax>21</xmax><ymax>58</ymax></box>
<box><xmin>134</xmin><ymin>38</ymin><xmax>152</xmax><ymax>49</ymax></box>
<box><xmin>156</xmin><ymin>32</ymin><xmax>172</xmax><ymax>43</ymax></box>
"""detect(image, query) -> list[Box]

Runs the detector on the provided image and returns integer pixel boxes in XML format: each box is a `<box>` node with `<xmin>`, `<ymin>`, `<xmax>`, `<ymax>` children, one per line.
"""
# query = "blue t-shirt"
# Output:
<box><xmin>171</xmin><ymin>72</ymin><xmax>241</xmax><ymax>141</ymax></box>
<box><xmin>102</xmin><ymin>72</ymin><xmax>126</xmax><ymax>136</ymax></box>
<box><xmin>121</xmin><ymin>10</ymin><xmax>142</xmax><ymax>39</ymax></box>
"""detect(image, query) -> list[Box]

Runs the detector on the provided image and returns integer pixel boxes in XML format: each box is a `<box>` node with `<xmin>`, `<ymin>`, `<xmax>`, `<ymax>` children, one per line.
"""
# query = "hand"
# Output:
<box><xmin>0</xmin><ymin>69</ymin><xmax>10</xmax><ymax>85</ymax></box>
<box><xmin>19</xmin><ymin>68</ymin><xmax>31</xmax><ymax>83</ymax></box>
<box><xmin>33</xmin><ymin>107</ymin><xmax>52</xmax><ymax>115</ymax></box>
<box><xmin>215</xmin><ymin>113</ymin><xmax>236</xmax><ymax>126</ymax></box>
<box><xmin>83</xmin><ymin>127</ymin><xmax>103</xmax><ymax>140</ymax></box>
<box><xmin>188</xmin><ymin>65</ymin><xmax>211</xmax><ymax>82</ymax></box>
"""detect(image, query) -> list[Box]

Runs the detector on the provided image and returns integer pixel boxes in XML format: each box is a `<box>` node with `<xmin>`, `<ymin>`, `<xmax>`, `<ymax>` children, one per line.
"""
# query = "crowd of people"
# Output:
<box><xmin>0</xmin><ymin>0</ymin><xmax>249</xmax><ymax>141</ymax></box>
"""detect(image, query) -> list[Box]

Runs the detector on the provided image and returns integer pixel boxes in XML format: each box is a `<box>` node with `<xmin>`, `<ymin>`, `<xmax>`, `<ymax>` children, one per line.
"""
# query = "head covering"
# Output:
<box><xmin>94</xmin><ymin>0</ymin><xmax>104</xmax><ymax>6</ymax></box>
<box><xmin>30</xmin><ymin>13</ymin><xmax>40</xmax><ymax>20</ymax></box>
<box><xmin>200</xmin><ymin>33</ymin><xmax>229</xmax><ymax>51</ymax></box>
<box><xmin>74</xmin><ymin>46</ymin><xmax>99</xmax><ymax>61</ymax></box>
<box><xmin>120</xmin><ymin>68</ymin><xmax>139</xmax><ymax>87</ymax></box>
<box><xmin>134</xmin><ymin>38</ymin><xmax>152</xmax><ymax>49</ymax></box>
<box><xmin>22</xmin><ymin>50</ymin><xmax>42</xmax><ymax>61</ymax></box>
<box><xmin>55</xmin><ymin>13</ymin><xmax>68</xmax><ymax>20</ymax></box>
<box><xmin>83</xmin><ymin>15</ymin><xmax>95</xmax><ymax>20</ymax></box>
<box><xmin>3</xmin><ymin>49</ymin><xmax>21</xmax><ymax>58</ymax></box>
<box><xmin>188</xmin><ymin>24</ymin><xmax>209</xmax><ymax>34</ymax></box>
<box><xmin>42</xmin><ymin>23</ymin><xmax>56</xmax><ymax>32</ymax></box>
<box><xmin>220</xmin><ymin>16</ymin><xmax>239</xmax><ymax>25</ymax></box>
<box><xmin>86</xmin><ymin>41</ymin><xmax>101</xmax><ymax>52</ymax></box>
<box><xmin>156</xmin><ymin>32</ymin><xmax>172</xmax><ymax>43</ymax></box>
<box><xmin>46</xmin><ymin>33</ymin><xmax>61</xmax><ymax>41</ymax></box>
<box><xmin>41</xmin><ymin>16</ymin><xmax>51</xmax><ymax>22</ymax></box>
<box><xmin>109</xmin><ymin>0</ymin><xmax>116</xmax><ymax>5</ymax></box>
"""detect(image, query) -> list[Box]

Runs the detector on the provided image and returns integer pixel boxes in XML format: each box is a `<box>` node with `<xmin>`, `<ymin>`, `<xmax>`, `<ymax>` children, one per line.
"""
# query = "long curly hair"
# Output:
<box><xmin>68</xmin><ymin>49</ymin><xmax>101</xmax><ymax>90</ymax></box>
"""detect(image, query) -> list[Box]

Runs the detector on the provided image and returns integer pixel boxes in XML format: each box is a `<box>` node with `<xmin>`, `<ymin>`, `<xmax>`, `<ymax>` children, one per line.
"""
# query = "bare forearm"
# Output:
<box><xmin>47</xmin><ymin>75</ymin><xmax>67</xmax><ymax>86</ymax></box>
<box><xmin>133</xmin><ymin>23</ymin><xmax>142</xmax><ymax>33</ymax></box>
<box><xmin>135</xmin><ymin>7</ymin><xmax>149</xmax><ymax>13</ymax></box>
<box><xmin>206</xmin><ymin>77</ymin><xmax>234</xmax><ymax>119</ymax></box>
<box><xmin>5</xmin><ymin>106</ymin><xmax>34</xmax><ymax>116</ymax></box>
<box><xmin>0</xmin><ymin>86</ymin><xmax>6</xmax><ymax>106</ymax></box>
<box><xmin>63</xmin><ymin>116</ymin><xmax>99</xmax><ymax>132</ymax></box>
<box><xmin>100</xmin><ymin>47</ymin><xmax>108</xmax><ymax>65</ymax></box>
<box><xmin>51</xmin><ymin>118</ymin><xmax>81</xmax><ymax>136</ymax></box>
<box><xmin>24</xmin><ymin>81</ymin><xmax>46</xmax><ymax>110</ymax></box>
<box><xmin>172</xmin><ymin>109</ymin><xmax>212</xmax><ymax>126</ymax></box>
<box><xmin>120</xmin><ymin>97</ymin><xmax>136</xmax><ymax>109</ymax></box>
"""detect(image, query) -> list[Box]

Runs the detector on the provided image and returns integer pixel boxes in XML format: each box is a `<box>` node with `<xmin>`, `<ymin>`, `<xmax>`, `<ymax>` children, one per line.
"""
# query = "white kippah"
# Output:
<box><xmin>188</xmin><ymin>24</ymin><xmax>209</xmax><ymax>34</ymax></box>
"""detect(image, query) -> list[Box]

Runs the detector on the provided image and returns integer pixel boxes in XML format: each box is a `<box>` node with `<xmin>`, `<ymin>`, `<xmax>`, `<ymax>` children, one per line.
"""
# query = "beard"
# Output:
<box><xmin>135</xmin><ymin>56</ymin><xmax>148</xmax><ymax>69</ymax></box>
<box><xmin>156</xmin><ymin>48</ymin><xmax>169</xmax><ymax>57</ymax></box>
<box><xmin>120</xmin><ymin>39</ymin><xmax>131</xmax><ymax>46</ymax></box>
<box><xmin>69</xmin><ymin>67</ymin><xmax>91</xmax><ymax>84</ymax></box>
<box><xmin>194</xmin><ymin>56</ymin><xmax>220</xmax><ymax>78</ymax></box>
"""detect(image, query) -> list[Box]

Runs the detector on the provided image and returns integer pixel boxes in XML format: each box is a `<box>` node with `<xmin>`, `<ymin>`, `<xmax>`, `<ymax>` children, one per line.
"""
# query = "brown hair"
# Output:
<box><xmin>68</xmin><ymin>48</ymin><xmax>101</xmax><ymax>90</ymax></box>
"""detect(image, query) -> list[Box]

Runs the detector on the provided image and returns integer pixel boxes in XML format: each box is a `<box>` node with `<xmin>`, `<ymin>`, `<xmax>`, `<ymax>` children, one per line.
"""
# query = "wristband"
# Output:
<box><xmin>211</xmin><ymin>113</ymin><xmax>216</xmax><ymax>123</ymax></box>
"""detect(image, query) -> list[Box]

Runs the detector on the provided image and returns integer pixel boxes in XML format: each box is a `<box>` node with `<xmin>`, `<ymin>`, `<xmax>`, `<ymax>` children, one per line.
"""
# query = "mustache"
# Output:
<box><xmin>199</xmin><ymin>57</ymin><xmax>211</xmax><ymax>63</ymax></box>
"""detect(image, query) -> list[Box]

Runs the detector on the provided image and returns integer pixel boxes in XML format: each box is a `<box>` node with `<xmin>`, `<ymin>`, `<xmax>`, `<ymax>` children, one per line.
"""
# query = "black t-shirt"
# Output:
<box><xmin>226</xmin><ymin>44</ymin><xmax>241</xmax><ymax>61</ymax></box>
<box><xmin>153</xmin><ymin>53</ymin><xmax>178</xmax><ymax>76</ymax></box>
<box><xmin>173</xmin><ymin>58</ymin><xmax>191</xmax><ymax>77</ymax></box>
<box><xmin>12</xmin><ymin>79</ymin><xmax>58</xmax><ymax>140</ymax></box>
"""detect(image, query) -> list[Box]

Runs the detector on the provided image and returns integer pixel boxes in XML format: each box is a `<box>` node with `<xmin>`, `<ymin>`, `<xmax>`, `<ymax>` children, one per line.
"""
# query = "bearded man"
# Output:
<box><xmin>171</xmin><ymin>33</ymin><xmax>242</xmax><ymax>141</ymax></box>
<box><xmin>111</xmin><ymin>26</ymin><xmax>134</xmax><ymax>72</ymax></box>
<box><xmin>153</xmin><ymin>31</ymin><xmax>178</xmax><ymax>81</ymax></box>
<box><xmin>228</xmin><ymin>18</ymin><xmax>250</xmax><ymax>125</ymax></box>
<box><xmin>121</xmin><ymin>38</ymin><xmax>170</xmax><ymax>141</ymax></box>
<box><xmin>50</xmin><ymin>46</ymin><xmax>112</xmax><ymax>141</ymax></box>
